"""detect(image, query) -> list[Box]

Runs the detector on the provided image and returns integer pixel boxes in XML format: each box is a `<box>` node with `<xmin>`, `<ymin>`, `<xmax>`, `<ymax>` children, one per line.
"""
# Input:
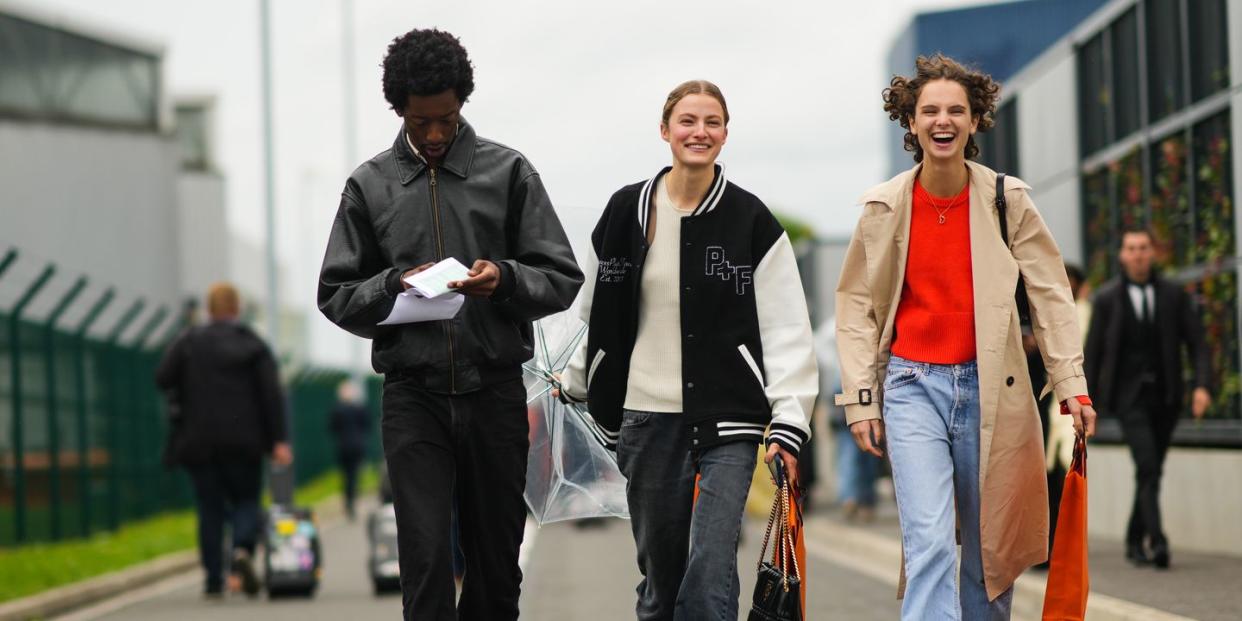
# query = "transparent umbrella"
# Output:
<box><xmin>522</xmin><ymin>310</ymin><xmax>629</xmax><ymax>525</ymax></box>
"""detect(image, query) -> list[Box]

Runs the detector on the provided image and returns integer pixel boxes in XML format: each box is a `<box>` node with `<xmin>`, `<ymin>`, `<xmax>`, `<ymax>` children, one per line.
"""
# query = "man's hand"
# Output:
<box><xmin>449</xmin><ymin>260</ymin><xmax>501</xmax><ymax>297</ymax></box>
<box><xmin>764</xmin><ymin>443</ymin><xmax>799</xmax><ymax>490</ymax></box>
<box><xmin>272</xmin><ymin>442</ymin><xmax>293</xmax><ymax>466</ymax></box>
<box><xmin>400</xmin><ymin>263</ymin><xmax>437</xmax><ymax>290</ymax></box>
<box><xmin>1192</xmin><ymin>387</ymin><xmax>1212</xmax><ymax>420</ymax></box>
<box><xmin>850</xmin><ymin>419</ymin><xmax>885</xmax><ymax>458</ymax></box>
<box><xmin>550</xmin><ymin>372</ymin><xmax>562</xmax><ymax>399</ymax></box>
<box><xmin>1065</xmin><ymin>398</ymin><xmax>1097</xmax><ymax>439</ymax></box>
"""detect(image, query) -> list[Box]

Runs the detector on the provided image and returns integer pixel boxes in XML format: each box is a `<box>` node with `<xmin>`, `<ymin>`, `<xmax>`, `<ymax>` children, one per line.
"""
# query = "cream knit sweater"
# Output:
<box><xmin>624</xmin><ymin>177</ymin><xmax>692</xmax><ymax>412</ymax></box>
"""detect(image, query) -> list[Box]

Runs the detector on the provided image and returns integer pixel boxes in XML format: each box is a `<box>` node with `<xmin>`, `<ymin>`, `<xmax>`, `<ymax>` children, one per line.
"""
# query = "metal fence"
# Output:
<box><xmin>0</xmin><ymin>249</ymin><xmax>379</xmax><ymax>547</ymax></box>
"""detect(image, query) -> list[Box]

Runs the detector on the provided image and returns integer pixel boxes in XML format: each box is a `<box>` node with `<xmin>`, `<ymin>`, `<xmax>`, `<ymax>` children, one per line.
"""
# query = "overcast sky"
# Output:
<box><xmin>31</xmin><ymin>0</ymin><xmax>984</xmax><ymax>365</ymax></box>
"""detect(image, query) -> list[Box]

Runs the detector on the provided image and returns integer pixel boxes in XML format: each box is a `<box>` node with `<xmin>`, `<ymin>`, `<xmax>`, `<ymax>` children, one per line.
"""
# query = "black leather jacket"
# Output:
<box><xmin>318</xmin><ymin>121</ymin><xmax>583</xmax><ymax>393</ymax></box>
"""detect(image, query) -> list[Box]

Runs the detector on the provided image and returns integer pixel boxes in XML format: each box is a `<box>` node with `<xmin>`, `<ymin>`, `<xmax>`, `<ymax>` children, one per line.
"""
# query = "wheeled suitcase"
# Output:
<box><xmin>264</xmin><ymin>505</ymin><xmax>322</xmax><ymax>597</ymax></box>
<box><xmin>367</xmin><ymin>502</ymin><xmax>401</xmax><ymax>594</ymax></box>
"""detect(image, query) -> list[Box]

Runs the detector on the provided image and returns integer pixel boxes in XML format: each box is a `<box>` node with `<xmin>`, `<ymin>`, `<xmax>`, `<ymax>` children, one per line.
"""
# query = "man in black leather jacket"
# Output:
<box><xmin>317</xmin><ymin>28</ymin><xmax>581</xmax><ymax>621</ymax></box>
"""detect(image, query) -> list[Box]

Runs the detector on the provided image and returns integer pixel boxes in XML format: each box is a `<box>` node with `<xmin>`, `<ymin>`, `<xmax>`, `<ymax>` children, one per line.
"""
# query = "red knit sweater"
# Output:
<box><xmin>891</xmin><ymin>179</ymin><xmax>975</xmax><ymax>364</ymax></box>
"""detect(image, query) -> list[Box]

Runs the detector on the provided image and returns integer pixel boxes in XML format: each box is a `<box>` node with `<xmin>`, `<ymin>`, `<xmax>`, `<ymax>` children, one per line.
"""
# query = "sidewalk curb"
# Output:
<box><xmin>0</xmin><ymin>551</ymin><xmax>199</xmax><ymax>621</ymax></box>
<box><xmin>0</xmin><ymin>493</ymin><xmax>352</xmax><ymax>621</ymax></box>
<box><xmin>803</xmin><ymin>517</ymin><xmax>1197</xmax><ymax>621</ymax></box>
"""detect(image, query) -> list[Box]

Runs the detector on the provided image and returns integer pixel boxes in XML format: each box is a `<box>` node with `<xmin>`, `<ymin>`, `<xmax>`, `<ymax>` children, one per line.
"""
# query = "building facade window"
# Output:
<box><xmin>174</xmin><ymin>104</ymin><xmax>210</xmax><ymax>172</ymax></box>
<box><xmin>0</xmin><ymin>13</ymin><xmax>160</xmax><ymax>129</ymax></box>
<box><xmin>1188</xmin><ymin>0</ymin><xmax>1230</xmax><ymax>103</ymax></box>
<box><xmin>1077</xmin><ymin>1</ymin><xmax>1237</xmax><ymax>429</ymax></box>
<box><xmin>1145</xmin><ymin>0</ymin><xmax>1183</xmax><ymax>123</ymax></box>
<box><xmin>1149</xmin><ymin>132</ymin><xmax>1190</xmax><ymax>267</ymax></box>
<box><xmin>977</xmin><ymin>99</ymin><xmax>1020</xmax><ymax>176</ymax></box>
<box><xmin>1110</xmin><ymin>8</ymin><xmax>1141</xmax><ymax>140</ymax></box>
<box><xmin>1191</xmin><ymin>112</ymin><xmax>1238</xmax><ymax>418</ymax></box>
<box><xmin>1078</xmin><ymin>32</ymin><xmax>1110</xmax><ymax>157</ymax></box>
<box><xmin>1082</xmin><ymin>168</ymin><xmax>1114</xmax><ymax>285</ymax></box>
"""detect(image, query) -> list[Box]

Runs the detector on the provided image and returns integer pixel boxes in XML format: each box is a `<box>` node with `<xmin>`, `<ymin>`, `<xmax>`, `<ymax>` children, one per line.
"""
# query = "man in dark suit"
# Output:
<box><xmin>1085</xmin><ymin>228</ymin><xmax>1211</xmax><ymax>569</ymax></box>
<box><xmin>157</xmin><ymin>282</ymin><xmax>292</xmax><ymax>596</ymax></box>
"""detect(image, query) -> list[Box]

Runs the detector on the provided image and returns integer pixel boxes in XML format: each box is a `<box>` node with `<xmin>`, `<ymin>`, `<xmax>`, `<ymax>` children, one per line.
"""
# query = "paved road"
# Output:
<box><xmin>61</xmin><ymin>503</ymin><xmax>403</xmax><ymax>621</ymax></box>
<box><xmin>521</xmin><ymin>515</ymin><xmax>901</xmax><ymax>620</ymax></box>
<box><xmin>58</xmin><ymin>504</ymin><xmax>900</xmax><ymax>620</ymax></box>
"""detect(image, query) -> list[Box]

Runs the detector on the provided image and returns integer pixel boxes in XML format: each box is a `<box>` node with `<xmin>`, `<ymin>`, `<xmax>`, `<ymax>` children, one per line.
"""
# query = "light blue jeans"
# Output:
<box><xmin>883</xmin><ymin>355</ymin><xmax>1013</xmax><ymax>620</ymax></box>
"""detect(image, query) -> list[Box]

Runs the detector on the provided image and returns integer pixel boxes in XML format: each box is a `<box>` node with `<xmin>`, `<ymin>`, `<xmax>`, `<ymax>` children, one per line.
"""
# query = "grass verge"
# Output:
<box><xmin>0</xmin><ymin>465</ymin><xmax>378</xmax><ymax>604</ymax></box>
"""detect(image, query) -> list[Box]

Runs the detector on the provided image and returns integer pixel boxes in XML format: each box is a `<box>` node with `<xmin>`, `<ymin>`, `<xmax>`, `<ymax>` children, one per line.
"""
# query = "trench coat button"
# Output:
<box><xmin>1006</xmin><ymin>376</ymin><xmax>1015</xmax><ymax>386</ymax></box>
<box><xmin>687</xmin><ymin>333</ymin><xmax>695</xmax><ymax>339</ymax></box>
<box><xmin>687</xmin><ymin>382</ymin><xmax>695</xmax><ymax>389</ymax></box>
<box><xmin>692</xmin><ymin>426</ymin><xmax>699</xmax><ymax>433</ymax></box>
<box><xmin>692</xmin><ymin>439</ymin><xmax>699</xmax><ymax>445</ymax></box>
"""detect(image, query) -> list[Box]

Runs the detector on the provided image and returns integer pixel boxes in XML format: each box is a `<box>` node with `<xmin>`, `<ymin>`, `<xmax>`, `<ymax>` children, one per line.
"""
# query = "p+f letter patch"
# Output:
<box><xmin>705</xmin><ymin>246</ymin><xmax>752</xmax><ymax>295</ymax></box>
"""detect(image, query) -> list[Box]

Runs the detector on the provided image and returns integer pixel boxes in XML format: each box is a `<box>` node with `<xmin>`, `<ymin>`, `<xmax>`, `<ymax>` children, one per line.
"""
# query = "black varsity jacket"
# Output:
<box><xmin>560</xmin><ymin>165</ymin><xmax>818</xmax><ymax>458</ymax></box>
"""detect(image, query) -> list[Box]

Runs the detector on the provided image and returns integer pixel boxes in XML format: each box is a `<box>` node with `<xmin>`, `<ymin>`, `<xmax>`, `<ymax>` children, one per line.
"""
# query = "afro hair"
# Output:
<box><xmin>382</xmin><ymin>28</ymin><xmax>475</xmax><ymax>113</ymax></box>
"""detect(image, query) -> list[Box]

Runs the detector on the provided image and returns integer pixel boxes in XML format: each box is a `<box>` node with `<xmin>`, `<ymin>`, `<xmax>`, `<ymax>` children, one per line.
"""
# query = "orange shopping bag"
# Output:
<box><xmin>788</xmin><ymin>483</ymin><xmax>807</xmax><ymax>618</ymax></box>
<box><xmin>1042</xmin><ymin>435</ymin><xmax>1089</xmax><ymax>620</ymax></box>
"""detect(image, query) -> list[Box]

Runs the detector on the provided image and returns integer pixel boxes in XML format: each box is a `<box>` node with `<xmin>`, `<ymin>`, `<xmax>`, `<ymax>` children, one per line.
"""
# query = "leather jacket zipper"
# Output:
<box><xmin>429</xmin><ymin>168</ymin><xmax>457</xmax><ymax>393</ymax></box>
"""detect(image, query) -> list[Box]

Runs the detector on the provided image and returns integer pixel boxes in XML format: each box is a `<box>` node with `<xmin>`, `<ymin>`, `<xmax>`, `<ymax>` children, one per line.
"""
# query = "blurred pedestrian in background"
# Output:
<box><xmin>559</xmin><ymin>79</ymin><xmax>817</xmax><ymax>621</ymax></box>
<box><xmin>328</xmin><ymin>380</ymin><xmax>371</xmax><ymax>520</ymax></box>
<box><xmin>317</xmin><ymin>28</ymin><xmax>582</xmax><ymax>621</ymax></box>
<box><xmin>156</xmin><ymin>282</ymin><xmax>292</xmax><ymax>598</ymax></box>
<box><xmin>1085</xmin><ymin>228</ymin><xmax>1211</xmax><ymax>569</ymax></box>
<box><xmin>836</xmin><ymin>54</ymin><xmax>1094</xmax><ymax>620</ymax></box>
<box><xmin>816</xmin><ymin>317</ymin><xmax>878</xmax><ymax>522</ymax></box>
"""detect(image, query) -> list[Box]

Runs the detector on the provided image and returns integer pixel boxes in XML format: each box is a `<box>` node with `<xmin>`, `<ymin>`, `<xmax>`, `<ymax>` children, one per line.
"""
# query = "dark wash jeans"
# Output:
<box><xmin>187</xmin><ymin>456</ymin><xmax>262</xmax><ymax>593</ymax></box>
<box><xmin>617</xmin><ymin>410</ymin><xmax>757</xmax><ymax>621</ymax></box>
<box><xmin>381</xmin><ymin>375</ymin><xmax>529</xmax><ymax>621</ymax></box>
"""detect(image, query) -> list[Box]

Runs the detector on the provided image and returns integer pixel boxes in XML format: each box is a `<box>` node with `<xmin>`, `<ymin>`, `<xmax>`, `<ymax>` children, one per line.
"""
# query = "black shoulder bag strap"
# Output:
<box><xmin>995</xmin><ymin>173</ymin><xmax>1032</xmax><ymax>326</ymax></box>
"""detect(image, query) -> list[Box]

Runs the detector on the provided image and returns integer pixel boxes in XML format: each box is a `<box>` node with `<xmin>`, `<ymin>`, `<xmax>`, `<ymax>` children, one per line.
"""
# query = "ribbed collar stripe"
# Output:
<box><xmin>693</xmin><ymin>164</ymin><xmax>727</xmax><ymax>216</ymax></box>
<box><xmin>636</xmin><ymin>164</ymin><xmax>727</xmax><ymax>237</ymax></box>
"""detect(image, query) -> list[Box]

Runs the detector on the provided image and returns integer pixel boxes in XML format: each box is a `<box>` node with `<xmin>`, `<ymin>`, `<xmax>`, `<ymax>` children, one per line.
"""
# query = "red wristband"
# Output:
<box><xmin>1059</xmin><ymin>395</ymin><xmax>1092</xmax><ymax>414</ymax></box>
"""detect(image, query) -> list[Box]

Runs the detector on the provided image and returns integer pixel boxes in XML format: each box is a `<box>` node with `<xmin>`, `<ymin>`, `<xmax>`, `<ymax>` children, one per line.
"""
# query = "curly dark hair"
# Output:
<box><xmin>382</xmin><ymin>29</ymin><xmax>475</xmax><ymax>114</ymax></box>
<box><xmin>882</xmin><ymin>54</ymin><xmax>1000</xmax><ymax>163</ymax></box>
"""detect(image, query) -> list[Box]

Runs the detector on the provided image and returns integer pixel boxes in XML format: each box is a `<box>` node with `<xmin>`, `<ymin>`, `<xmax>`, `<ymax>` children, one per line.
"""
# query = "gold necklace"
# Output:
<box><xmin>922</xmin><ymin>185</ymin><xmax>957</xmax><ymax>224</ymax></box>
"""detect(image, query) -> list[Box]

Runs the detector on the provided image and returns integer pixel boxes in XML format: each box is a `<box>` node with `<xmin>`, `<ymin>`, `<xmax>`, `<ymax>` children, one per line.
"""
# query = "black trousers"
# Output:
<box><xmin>337</xmin><ymin>451</ymin><xmax>364</xmax><ymax>516</ymax></box>
<box><xmin>382</xmin><ymin>375</ymin><xmax>529</xmax><ymax>621</ymax></box>
<box><xmin>1120</xmin><ymin>387</ymin><xmax>1177</xmax><ymax>547</ymax></box>
<box><xmin>186</xmin><ymin>457</ymin><xmax>262</xmax><ymax>592</ymax></box>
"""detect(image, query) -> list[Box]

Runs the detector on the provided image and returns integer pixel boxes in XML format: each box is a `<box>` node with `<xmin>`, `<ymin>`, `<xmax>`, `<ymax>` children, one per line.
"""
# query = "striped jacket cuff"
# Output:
<box><xmin>765</xmin><ymin>422</ymin><xmax>809</xmax><ymax>459</ymax></box>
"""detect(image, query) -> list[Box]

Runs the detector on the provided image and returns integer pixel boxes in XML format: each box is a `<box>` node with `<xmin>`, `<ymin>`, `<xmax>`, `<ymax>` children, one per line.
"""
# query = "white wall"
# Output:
<box><xmin>175</xmin><ymin>171</ymin><xmax>229</xmax><ymax>299</ymax></box>
<box><xmin>1089</xmin><ymin>445</ymin><xmax>1242</xmax><ymax>556</ymax></box>
<box><xmin>0</xmin><ymin>121</ymin><xmax>182</xmax><ymax>339</ymax></box>
<box><xmin>1013</xmin><ymin>50</ymin><xmax>1083</xmax><ymax>265</ymax></box>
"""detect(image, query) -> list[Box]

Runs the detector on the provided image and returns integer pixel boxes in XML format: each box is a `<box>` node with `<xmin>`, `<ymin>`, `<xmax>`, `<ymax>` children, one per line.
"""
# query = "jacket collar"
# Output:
<box><xmin>393</xmin><ymin>119</ymin><xmax>477</xmax><ymax>184</ymax></box>
<box><xmin>636</xmin><ymin>163</ymin><xmax>727</xmax><ymax>237</ymax></box>
<box><xmin>857</xmin><ymin>159</ymin><xmax>1030</xmax><ymax>211</ymax></box>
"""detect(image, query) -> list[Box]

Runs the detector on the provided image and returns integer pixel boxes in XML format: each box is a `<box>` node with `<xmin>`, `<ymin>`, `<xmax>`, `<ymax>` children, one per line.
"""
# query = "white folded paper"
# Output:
<box><xmin>378</xmin><ymin>290</ymin><xmax>465</xmax><ymax>325</ymax></box>
<box><xmin>403</xmin><ymin>257</ymin><xmax>472</xmax><ymax>299</ymax></box>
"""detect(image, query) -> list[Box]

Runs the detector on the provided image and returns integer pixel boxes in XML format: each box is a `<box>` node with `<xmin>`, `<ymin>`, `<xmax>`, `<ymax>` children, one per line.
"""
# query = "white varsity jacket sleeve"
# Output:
<box><xmin>754</xmin><ymin>232</ymin><xmax>819</xmax><ymax>458</ymax></box>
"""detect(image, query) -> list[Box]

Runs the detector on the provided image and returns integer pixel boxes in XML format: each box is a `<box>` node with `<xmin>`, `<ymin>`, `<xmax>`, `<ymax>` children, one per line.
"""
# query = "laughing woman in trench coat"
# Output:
<box><xmin>834</xmin><ymin>54</ymin><xmax>1097</xmax><ymax>620</ymax></box>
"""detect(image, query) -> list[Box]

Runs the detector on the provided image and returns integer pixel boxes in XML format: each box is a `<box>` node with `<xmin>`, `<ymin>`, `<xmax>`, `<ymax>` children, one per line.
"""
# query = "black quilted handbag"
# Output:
<box><xmin>748</xmin><ymin>466</ymin><xmax>802</xmax><ymax>621</ymax></box>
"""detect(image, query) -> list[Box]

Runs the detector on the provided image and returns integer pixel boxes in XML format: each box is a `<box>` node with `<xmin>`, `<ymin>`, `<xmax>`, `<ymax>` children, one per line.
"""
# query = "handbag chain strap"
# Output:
<box><xmin>757</xmin><ymin>479</ymin><xmax>782</xmax><ymax>570</ymax></box>
<box><xmin>780</xmin><ymin>480</ymin><xmax>802</xmax><ymax>589</ymax></box>
<box><xmin>757</xmin><ymin>476</ymin><xmax>803</xmax><ymax>592</ymax></box>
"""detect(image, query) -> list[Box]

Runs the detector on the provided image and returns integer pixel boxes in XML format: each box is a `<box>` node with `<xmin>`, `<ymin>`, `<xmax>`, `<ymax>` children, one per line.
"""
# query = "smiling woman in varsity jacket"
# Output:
<box><xmin>556</xmin><ymin>80</ymin><xmax>817</xmax><ymax>619</ymax></box>
<box><xmin>835</xmin><ymin>55</ymin><xmax>1096</xmax><ymax>620</ymax></box>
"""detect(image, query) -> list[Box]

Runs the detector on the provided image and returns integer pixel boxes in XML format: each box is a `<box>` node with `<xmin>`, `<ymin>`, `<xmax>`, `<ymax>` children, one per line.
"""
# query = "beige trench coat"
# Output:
<box><xmin>833</xmin><ymin>161</ymin><xmax>1090</xmax><ymax>600</ymax></box>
